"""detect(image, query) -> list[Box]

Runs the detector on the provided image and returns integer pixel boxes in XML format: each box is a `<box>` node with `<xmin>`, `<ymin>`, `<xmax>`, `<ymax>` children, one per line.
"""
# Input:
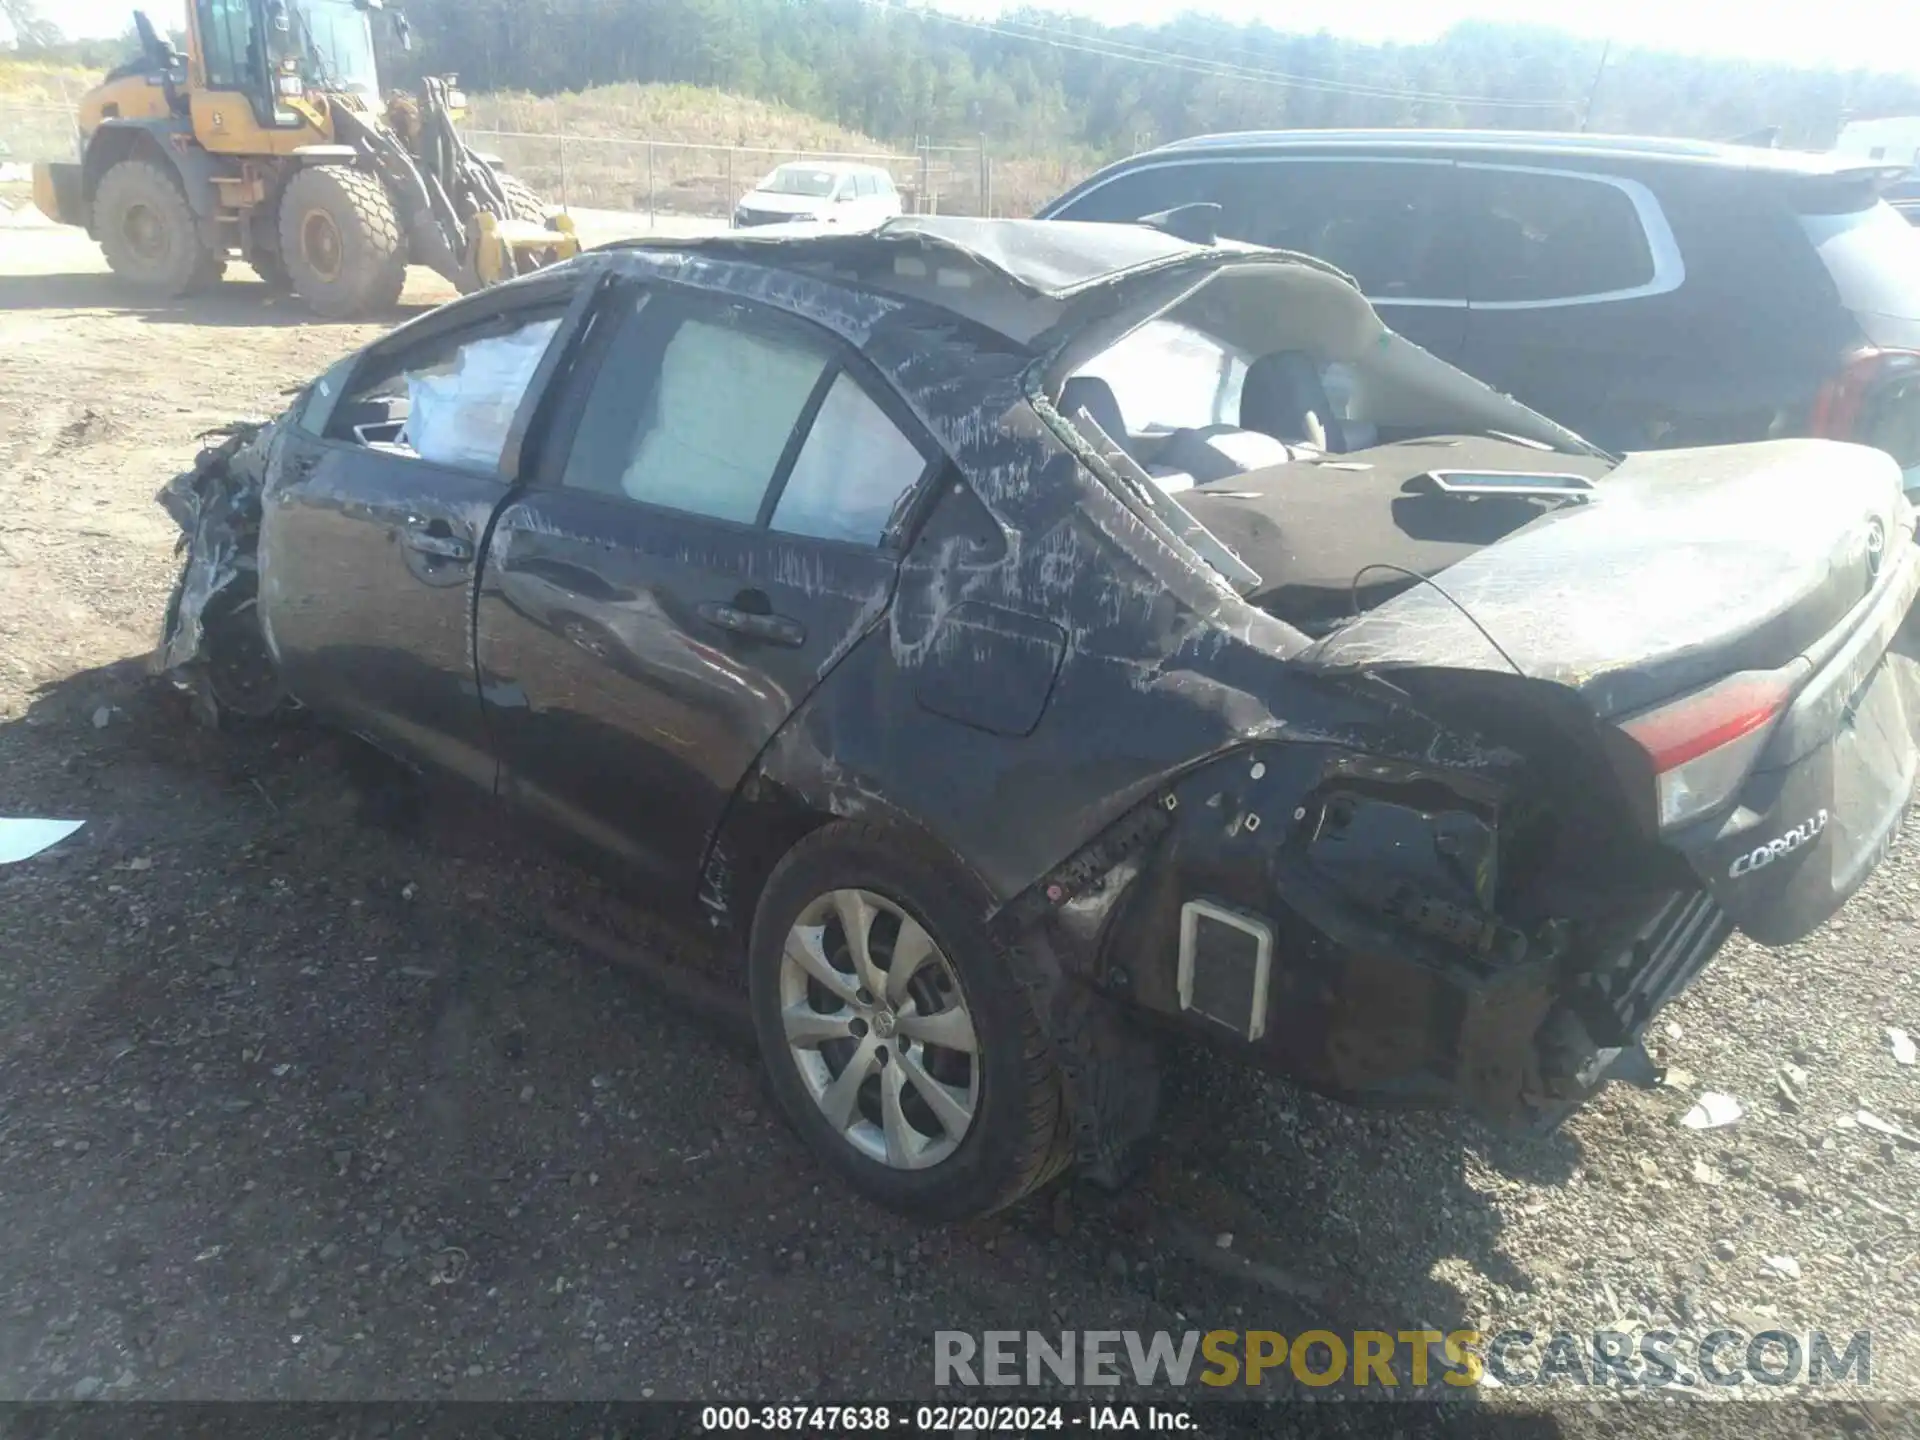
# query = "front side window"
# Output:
<box><xmin>282</xmin><ymin>0</ymin><xmax>381</xmax><ymax>104</ymax></box>
<box><xmin>323</xmin><ymin>308</ymin><xmax>564</xmax><ymax>473</ymax></box>
<box><xmin>1466</xmin><ymin>169</ymin><xmax>1657</xmax><ymax>303</ymax></box>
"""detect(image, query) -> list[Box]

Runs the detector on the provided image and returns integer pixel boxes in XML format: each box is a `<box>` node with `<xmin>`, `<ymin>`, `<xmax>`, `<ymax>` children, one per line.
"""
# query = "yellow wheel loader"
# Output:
<box><xmin>32</xmin><ymin>2</ymin><xmax>578</xmax><ymax>318</ymax></box>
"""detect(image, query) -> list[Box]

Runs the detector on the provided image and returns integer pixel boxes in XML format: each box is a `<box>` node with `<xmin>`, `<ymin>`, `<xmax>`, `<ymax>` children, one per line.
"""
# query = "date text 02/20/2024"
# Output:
<box><xmin>698</xmin><ymin>1406</ymin><xmax>1194</xmax><ymax>1432</ymax></box>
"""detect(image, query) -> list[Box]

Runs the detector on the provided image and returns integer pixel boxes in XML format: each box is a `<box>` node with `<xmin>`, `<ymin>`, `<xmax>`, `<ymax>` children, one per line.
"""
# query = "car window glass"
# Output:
<box><xmin>1051</xmin><ymin>163</ymin><xmax>1197</xmax><ymax>226</ymax></box>
<box><xmin>563</xmin><ymin>301</ymin><xmax>833</xmax><ymax>524</ymax></box>
<box><xmin>322</xmin><ymin>308</ymin><xmax>563</xmax><ymax>472</ymax></box>
<box><xmin>198</xmin><ymin>0</ymin><xmax>256</xmax><ymax>92</ymax></box>
<box><xmin>296</xmin><ymin>353</ymin><xmax>358</xmax><ymax>437</ymax></box>
<box><xmin>1221</xmin><ymin>162</ymin><xmax>1463</xmax><ymax>301</ymax></box>
<box><xmin>772</xmin><ymin>373</ymin><xmax>929</xmax><ymax>545</ymax></box>
<box><xmin>1059</xmin><ymin>159</ymin><xmax>1463</xmax><ymax>301</ymax></box>
<box><xmin>1468</xmin><ymin>170</ymin><xmax>1655</xmax><ymax>303</ymax></box>
<box><xmin>1798</xmin><ymin>201</ymin><xmax>1920</xmax><ymax>322</ymax></box>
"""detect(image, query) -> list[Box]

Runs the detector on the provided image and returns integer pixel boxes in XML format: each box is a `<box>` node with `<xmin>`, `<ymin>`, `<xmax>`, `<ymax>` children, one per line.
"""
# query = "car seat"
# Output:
<box><xmin>1058</xmin><ymin>376</ymin><xmax>1137</xmax><ymax>457</ymax></box>
<box><xmin>1240</xmin><ymin>351</ymin><xmax>1347</xmax><ymax>452</ymax></box>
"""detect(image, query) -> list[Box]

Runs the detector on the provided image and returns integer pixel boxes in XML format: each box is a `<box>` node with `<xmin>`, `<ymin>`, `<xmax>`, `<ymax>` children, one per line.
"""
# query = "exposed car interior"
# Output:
<box><xmin>1053</xmin><ymin>260</ymin><xmax>1615</xmax><ymax>633</ymax></box>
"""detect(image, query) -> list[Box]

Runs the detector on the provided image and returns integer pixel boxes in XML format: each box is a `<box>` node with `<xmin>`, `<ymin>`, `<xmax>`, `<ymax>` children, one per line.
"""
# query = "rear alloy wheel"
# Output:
<box><xmin>278</xmin><ymin>165</ymin><xmax>406</xmax><ymax>319</ymax></box>
<box><xmin>749</xmin><ymin>823</ymin><xmax>1072</xmax><ymax>1219</ymax></box>
<box><xmin>93</xmin><ymin>158</ymin><xmax>220</xmax><ymax>297</ymax></box>
<box><xmin>780</xmin><ymin>888</ymin><xmax>982</xmax><ymax>1170</ymax></box>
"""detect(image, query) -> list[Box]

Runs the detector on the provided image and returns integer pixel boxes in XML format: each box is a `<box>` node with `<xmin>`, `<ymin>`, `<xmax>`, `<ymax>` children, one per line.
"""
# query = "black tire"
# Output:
<box><xmin>748</xmin><ymin>822</ymin><xmax>1072</xmax><ymax>1220</ymax></box>
<box><xmin>186</xmin><ymin>250</ymin><xmax>228</xmax><ymax>293</ymax></box>
<box><xmin>486</xmin><ymin>172</ymin><xmax>549</xmax><ymax>223</ymax></box>
<box><xmin>247</xmin><ymin>236</ymin><xmax>294</xmax><ymax>293</ymax></box>
<box><xmin>277</xmin><ymin>165</ymin><xmax>406</xmax><ymax>319</ymax></box>
<box><xmin>94</xmin><ymin>158</ymin><xmax>218</xmax><ymax>297</ymax></box>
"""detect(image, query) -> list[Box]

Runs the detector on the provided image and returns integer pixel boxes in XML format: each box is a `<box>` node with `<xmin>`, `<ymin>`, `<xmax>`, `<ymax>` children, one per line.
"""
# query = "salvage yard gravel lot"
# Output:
<box><xmin>2</xmin><ymin>225</ymin><xmax>1918</xmax><ymax>1424</ymax></box>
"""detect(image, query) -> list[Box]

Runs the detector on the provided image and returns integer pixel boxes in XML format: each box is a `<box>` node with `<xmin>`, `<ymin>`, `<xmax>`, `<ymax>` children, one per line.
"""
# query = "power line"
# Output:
<box><xmin>981</xmin><ymin>11</ymin><xmax>1562</xmax><ymax>108</ymax></box>
<box><xmin>855</xmin><ymin>1</ymin><xmax>1577</xmax><ymax>112</ymax></box>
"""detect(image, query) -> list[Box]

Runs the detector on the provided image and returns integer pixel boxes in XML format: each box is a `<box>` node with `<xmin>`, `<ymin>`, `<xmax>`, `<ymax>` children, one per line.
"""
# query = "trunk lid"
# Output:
<box><xmin>1297</xmin><ymin>438</ymin><xmax>1907</xmax><ymax>721</ymax></box>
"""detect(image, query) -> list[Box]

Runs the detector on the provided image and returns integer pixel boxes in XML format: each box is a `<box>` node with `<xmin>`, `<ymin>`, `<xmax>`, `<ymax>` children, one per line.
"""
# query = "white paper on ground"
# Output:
<box><xmin>0</xmin><ymin>818</ymin><xmax>85</xmax><ymax>865</ymax></box>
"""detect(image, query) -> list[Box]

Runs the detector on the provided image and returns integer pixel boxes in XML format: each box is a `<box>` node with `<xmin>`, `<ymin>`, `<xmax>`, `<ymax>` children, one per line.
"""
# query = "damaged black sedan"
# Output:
<box><xmin>158</xmin><ymin>217</ymin><xmax>1920</xmax><ymax>1220</ymax></box>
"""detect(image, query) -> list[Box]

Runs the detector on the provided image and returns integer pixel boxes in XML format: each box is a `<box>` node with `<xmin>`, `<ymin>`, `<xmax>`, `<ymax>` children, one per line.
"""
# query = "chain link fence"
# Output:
<box><xmin>464</xmin><ymin>130</ymin><xmax>996</xmax><ymax>221</ymax></box>
<box><xmin>0</xmin><ymin>103</ymin><xmax>78</xmax><ymax>169</ymax></box>
<box><xmin>0</xmin><ymin>99</ymin><xmax>1077</xmax><ymax>219</ymax></box>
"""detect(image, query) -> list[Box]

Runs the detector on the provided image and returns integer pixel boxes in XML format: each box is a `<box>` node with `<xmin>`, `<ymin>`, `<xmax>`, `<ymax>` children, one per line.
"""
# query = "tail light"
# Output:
<box><xmin>1811</xmin><ymin>347</ymin><xmax>1920</xmax><ymax>443</ymax></box>
<box><xmin>1617</xmin><ymin>668</ymin><xmax>1802</xmax><ymax>830</ymax></box>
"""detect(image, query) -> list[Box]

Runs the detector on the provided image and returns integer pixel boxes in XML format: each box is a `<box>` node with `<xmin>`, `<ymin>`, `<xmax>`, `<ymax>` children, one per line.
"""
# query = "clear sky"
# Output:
<box><xmin>16</xmin><ymin>0</ymin><xmax>1920</xmax><ymax>78</ymax></box>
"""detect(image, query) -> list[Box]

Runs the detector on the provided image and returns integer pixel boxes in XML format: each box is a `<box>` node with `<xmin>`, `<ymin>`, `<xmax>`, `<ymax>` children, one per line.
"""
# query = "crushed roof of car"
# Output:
<box><xmin>601</xmin><ymin>216</ymin><xmax>1231</xmax><ymax>298</ymax></box>
<box><xmin>591</xmin><ymin>216</ymin><xmax>1333</xmax><ymax>345</ymax></box>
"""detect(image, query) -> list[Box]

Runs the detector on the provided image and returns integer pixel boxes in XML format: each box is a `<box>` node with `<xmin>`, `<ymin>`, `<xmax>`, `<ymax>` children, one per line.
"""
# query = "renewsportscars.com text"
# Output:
<box><xmin>934</xmin><ymin>1329</ymin><xmax>1872</xmax><ymax>1390</ymax></box>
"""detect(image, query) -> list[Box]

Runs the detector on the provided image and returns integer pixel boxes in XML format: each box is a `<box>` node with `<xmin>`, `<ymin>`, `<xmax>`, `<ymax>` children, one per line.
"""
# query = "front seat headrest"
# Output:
<box><xmin>1058</xmin><ymin>376</ymin><xmax>1133</xmax><ymax>453</ymax></box>
<box><xmin>1241</xmin><ymin>351</ymin><xmax>1346</xmax><ymax>453</ymax></box>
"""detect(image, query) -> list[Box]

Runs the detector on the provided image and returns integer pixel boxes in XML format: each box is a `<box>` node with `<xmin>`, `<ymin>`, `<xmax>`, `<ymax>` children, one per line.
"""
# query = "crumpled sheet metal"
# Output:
<box><xmin>153</xmin><ymin>419</ymin><xmax>274</xmax><ymax>676</ymax></box>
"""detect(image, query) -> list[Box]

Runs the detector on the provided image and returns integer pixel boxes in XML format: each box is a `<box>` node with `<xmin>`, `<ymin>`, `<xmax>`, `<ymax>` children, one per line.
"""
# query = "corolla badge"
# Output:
<box><xmin>1866</xmin><ymin>517</ymin><xmax>1885</xmax><ymax>582</ymax></box>
<box><xmin>1729</xmin><ymin>809</ymin><xmax>1830</xmax><ymax>878</ymax></box>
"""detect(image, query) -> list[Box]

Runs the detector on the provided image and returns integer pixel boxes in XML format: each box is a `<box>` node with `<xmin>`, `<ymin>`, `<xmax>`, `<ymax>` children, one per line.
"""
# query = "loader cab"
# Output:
<box><xmin>274</xmin><ymin>0</ymin><xmax>384</xmax><ymax>108</ymax></box>
<box><xmin>187</xmin><ymin>0</ymin><xmax>381</xmax><ymax>145</ymax></box>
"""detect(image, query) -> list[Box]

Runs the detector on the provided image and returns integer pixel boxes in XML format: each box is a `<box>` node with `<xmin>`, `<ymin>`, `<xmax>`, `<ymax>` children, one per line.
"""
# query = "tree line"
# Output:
<box><xmin>13</xmin><ymin>0</ymin><xmax>1920</xmax><ymax>158</ymax></box>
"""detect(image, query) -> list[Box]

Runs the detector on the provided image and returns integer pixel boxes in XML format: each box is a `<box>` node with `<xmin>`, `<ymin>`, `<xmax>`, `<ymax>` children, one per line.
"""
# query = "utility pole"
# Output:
<box><xmin>1580</xmin><ymin>40</ymin><xmax>1612</xmax><ymax>133</ymax></box>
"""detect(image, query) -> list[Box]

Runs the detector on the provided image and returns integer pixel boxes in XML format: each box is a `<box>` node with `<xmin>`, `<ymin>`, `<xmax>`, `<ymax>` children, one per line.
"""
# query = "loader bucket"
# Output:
<box><xmin>468</xmin><ymin>210</ymin><xmax>581</xmax><ymax>287</ymax></box>
<box><xmin>33</xmin><ymin>162</ymin><xmax>88</xmax><ymax>228</ymax></box>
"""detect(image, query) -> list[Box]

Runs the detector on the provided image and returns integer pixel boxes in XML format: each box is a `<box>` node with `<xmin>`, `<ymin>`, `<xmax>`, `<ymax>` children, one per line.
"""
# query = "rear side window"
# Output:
<box><xmin>1465</xmin><ymin>169</ymin><xmax>1657</xmax><ymax>304</ymax></box>
<box><xmin>582</xmin><ymin>306</ymin><xmax>831</xmax><ymax>522</ymax></box>
<box><xmin>771</xmin><ymin>373</ymin><xmax>930</xmax><ymax>545</ymax></box>
<box><xmin>1054</xmin><ymin>158</ymin><xmax>1465</xmax><ymax>302</ymax></box>
<box><xmin>559</xmin><ymin>291</ymin><xmax>934</xmax><ymax>545</ymax></box>
<box><xmin>1220</xmin><ymin>161</ymin><xmax>1464</xmax><ymax>301</ymax></box>
<box><xmin>1798</xmin><ymin>201</ymin><xmax>1920</xmax><ymax>321</ymax></box>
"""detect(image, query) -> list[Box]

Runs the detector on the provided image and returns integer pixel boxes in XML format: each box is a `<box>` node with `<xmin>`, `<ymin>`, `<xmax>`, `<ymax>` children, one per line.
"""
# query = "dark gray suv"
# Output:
<box><xmin>1041</xmin><ymin>130</ymin><xmax>1920</xmax><ymax>490</ymax></box>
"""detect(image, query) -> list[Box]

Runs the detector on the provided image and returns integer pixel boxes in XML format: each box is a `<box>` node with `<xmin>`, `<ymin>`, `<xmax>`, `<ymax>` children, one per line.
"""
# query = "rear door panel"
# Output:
<box><xmin>478</xmin><ymin>496</ymin><xmax>895</xmax><ymax>889</ymax></box>
<box><xmin>475</xmin><ymin>282</ymin><xmax>929</xmax><ymax>894</ymax></box>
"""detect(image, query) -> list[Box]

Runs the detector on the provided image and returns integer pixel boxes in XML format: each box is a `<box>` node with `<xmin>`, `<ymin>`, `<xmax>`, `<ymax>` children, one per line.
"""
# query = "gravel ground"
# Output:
<box><xmin>1</xmin><ymin>228</ymin><xmax>1918</xmax><ymax>1425</ymax></box>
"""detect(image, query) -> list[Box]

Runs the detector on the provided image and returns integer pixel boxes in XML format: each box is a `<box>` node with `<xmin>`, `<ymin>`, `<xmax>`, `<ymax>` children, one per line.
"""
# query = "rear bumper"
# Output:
<box><xmin>1675</xmin><ymin>539</ymin><xmax>1920</xmax><ymax>945</ymax></box>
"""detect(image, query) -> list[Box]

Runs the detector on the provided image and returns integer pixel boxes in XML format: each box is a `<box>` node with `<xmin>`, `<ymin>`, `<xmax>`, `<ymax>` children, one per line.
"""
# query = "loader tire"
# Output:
<box><xmin>486</xmin><ymin>173</ymin><xmax>549</xmax><ymax>224</ymax></box>
<box><xmin>94</xmin><ymin>158</ymin><xmax>218</xmax><ymax>298</ymax></box>
<box><xmin>279</xmin><ymin>165</ymin><xmax>406</xmax><ymax>319</ymax></box>
<box><xmin>248</xmin><ymin>246</ymin><xmax>293</xmax><ymax>293</ymax></box>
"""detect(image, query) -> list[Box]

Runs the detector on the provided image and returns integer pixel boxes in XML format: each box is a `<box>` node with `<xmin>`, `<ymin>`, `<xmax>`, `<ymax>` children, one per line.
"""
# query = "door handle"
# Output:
<box><xmin>402</xmin><ymin>525</ymin><xmax>473</xmax><ymax>563</ymax></box>
<box><xmin>698</xmin><ymin>600</ymin><xmax>806</xmax><ymax>647</ymax></box>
